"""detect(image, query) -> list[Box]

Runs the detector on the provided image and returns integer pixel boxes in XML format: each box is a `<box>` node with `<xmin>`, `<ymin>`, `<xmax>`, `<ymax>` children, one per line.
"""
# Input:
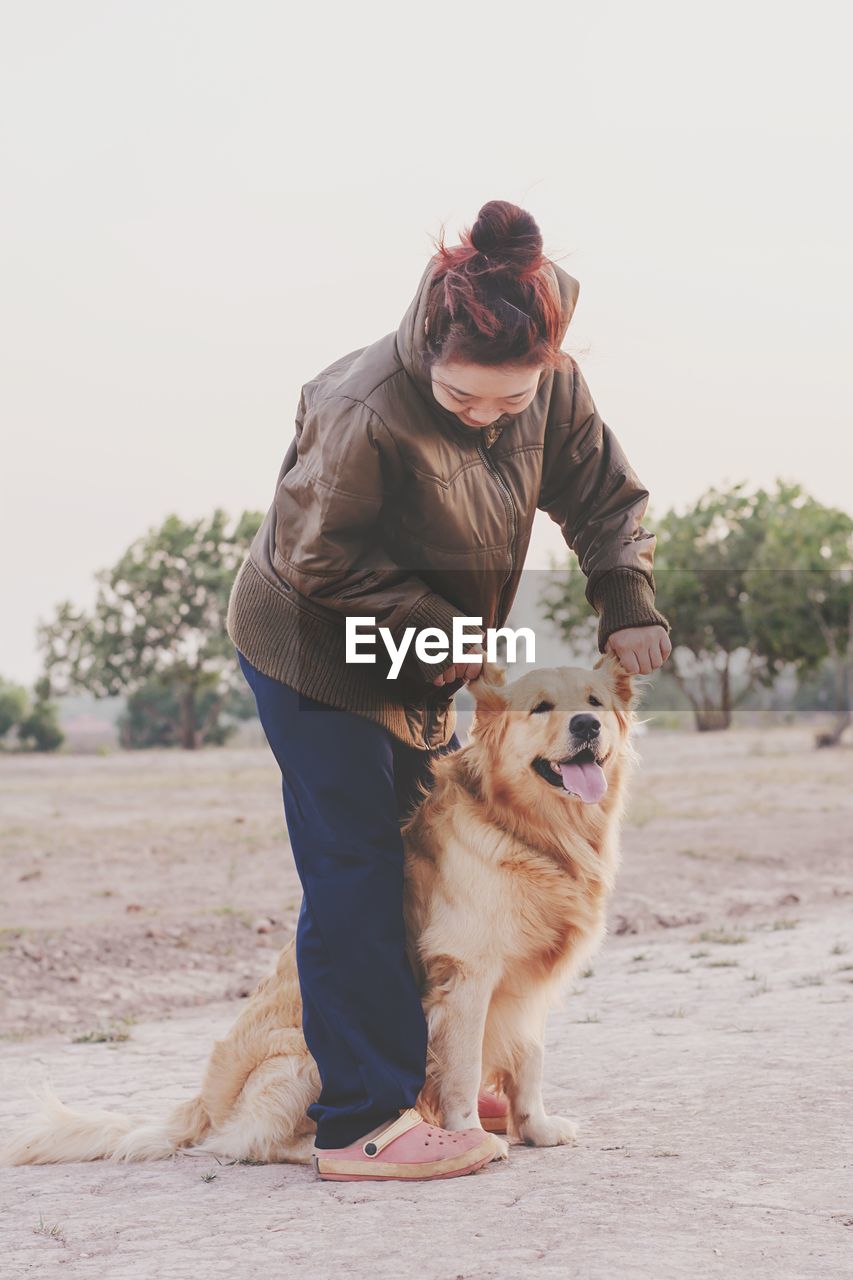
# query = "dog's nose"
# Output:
<box><xmin>570</xmin><ymin>713</ymin><xmax>601</xmax><ymax>739</ymax></box>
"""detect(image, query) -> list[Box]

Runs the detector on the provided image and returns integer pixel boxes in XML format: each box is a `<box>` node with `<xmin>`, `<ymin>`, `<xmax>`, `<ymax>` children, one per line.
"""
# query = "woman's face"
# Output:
<box><xmin>430</xmin><ymin>360</ymin><xmax>543</xmax><ymax>430</ymax></box>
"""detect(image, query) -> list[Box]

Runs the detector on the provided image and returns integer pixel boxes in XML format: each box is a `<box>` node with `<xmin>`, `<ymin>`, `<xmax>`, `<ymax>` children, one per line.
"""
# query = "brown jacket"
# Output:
<box><xmin>226</xmin><ymin>255</ymin><xmax>668</xmax><ymax>750</ymax></box>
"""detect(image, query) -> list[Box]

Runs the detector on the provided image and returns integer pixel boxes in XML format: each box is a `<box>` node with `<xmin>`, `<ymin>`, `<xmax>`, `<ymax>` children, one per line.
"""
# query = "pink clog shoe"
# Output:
<box><xmin>312</xmin><ymin>1108</ymin><xmax>500</xmax><ymax>1182</ymax></box>
<box><xmin>477</xmin><ymin>1090</ymin><xmax>509</xmax><ymax>1133</ymax></box>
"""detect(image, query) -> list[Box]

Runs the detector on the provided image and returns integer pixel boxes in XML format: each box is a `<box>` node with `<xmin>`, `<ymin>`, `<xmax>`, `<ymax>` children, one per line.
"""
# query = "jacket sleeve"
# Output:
<box><xmin>272</xmin><ymin>394</ymin><xmax>471</xmax><ymax>684</ymax></box>
<box><xmin>537</xmin><ymin>357</ymin><xmax>670</xmax><ymax>651</ymax></box>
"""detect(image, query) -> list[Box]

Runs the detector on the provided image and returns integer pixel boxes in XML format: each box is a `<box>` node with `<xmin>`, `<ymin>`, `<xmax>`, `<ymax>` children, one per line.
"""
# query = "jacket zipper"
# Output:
<box><xmin>422</xmin><ymin>426</ymin><xmax>515</xmax><ymax>750</ymax></box>
<box><xmin>477</xmin><ymin>435</ymin><xmax>517</xmax><ymax>629</ymax></box>
<box><xmin>422</xmin><ymin>701</ymin><xmax>435</xmax><ymax>750</ymax></box>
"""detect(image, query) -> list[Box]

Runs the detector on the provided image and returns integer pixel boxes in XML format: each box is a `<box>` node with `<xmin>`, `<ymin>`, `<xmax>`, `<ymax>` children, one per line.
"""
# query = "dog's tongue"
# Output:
<box><xmin>559</xmin><ymin>760</ymin><xmax>608</xmax><ymax>804</ymax></box>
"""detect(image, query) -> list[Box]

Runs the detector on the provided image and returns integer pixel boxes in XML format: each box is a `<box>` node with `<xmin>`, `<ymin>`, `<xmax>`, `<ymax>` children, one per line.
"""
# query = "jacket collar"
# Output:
<box><xmin>394</xmin><ymin>252</ymin><xmax>581</xmax><ymax>448</ymax></box>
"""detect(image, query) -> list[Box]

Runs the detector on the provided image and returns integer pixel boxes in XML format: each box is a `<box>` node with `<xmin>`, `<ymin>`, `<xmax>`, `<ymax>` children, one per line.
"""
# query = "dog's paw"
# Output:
<box><xmin>517</xmin><ymin>1114</ymin><xmax>578</xmax><ymax>1148</ymax></box>
<box><xmin>485</xmin><ymin>1132</ymin><xmax>510</xmax><ymax>1161</ymax></box>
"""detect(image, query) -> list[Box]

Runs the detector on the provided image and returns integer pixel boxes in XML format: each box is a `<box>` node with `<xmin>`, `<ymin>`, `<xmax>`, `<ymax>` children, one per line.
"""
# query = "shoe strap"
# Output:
<box><xmin>363</xmin><ymin>1108</ymin><xmax>423</xmax><ymax>1157</ymax></box>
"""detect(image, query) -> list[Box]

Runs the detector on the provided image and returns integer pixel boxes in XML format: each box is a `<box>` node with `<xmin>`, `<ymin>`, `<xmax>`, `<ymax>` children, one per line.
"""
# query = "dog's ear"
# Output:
<box><xmin>466</xmin><ymin>658</ymin><xmax>508</xmax><ymax>728</ymax></box>
<box><xmin>477</xmin><ymin>657</ymin><xmax>506</xmax><ymax>689</ymax></box>
<box><xmin>594</xmin><ymin>651</ymin><xmax>635</xmax><ymax>710</ymax></box>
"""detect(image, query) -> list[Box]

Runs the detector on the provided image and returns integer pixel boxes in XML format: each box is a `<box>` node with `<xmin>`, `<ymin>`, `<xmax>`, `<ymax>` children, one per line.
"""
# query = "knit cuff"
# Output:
<box><xmin>399</xmin><ymin>592</ymin><xmax>481</xmax><ymax>685</ymax></box>
<box><xmin>592</xmin><ymin>568</ymin><xmax>670</xmax><ymax>653</ymax></box>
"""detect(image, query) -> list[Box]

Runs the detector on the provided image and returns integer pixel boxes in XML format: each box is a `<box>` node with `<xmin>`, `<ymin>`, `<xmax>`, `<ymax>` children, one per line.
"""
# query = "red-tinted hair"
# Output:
<box><xmin>423</xmin><ymin>200</ymin><xmax>568</xmax><ymax>372</ymax></box>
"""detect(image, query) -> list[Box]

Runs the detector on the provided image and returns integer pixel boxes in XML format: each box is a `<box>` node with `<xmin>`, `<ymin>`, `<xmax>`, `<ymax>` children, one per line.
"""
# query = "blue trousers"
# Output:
<box><xmin>235</xmin><ymin>648</ymin><xmax>461</xmax><ymax>1149</ymax></box>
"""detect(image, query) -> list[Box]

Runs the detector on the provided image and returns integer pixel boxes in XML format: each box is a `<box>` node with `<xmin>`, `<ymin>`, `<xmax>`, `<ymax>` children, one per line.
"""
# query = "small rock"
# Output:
<box><xmin>253</xmin><ymin>917</ymin><xmax>275</xmax><ymax>934</ymax></box>
<box><xmin>655</xmin><ymin>912</ymin><xmax>704</xmax><ymax>929</ymax></box>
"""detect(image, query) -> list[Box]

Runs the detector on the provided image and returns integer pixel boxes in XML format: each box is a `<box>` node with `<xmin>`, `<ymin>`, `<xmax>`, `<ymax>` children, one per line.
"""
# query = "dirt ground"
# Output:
<box><xmin>1</xmin><ymin>726</ymin><xmax>852</xmax><ymax>1279</ymax></box>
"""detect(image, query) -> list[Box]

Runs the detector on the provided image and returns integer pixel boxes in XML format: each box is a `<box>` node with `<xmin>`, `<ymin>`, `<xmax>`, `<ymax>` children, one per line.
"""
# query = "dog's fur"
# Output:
<box><xmin>1</xmin><ymin>656</ymin><xmax>636</xmax><ymax>1167</ymax></box>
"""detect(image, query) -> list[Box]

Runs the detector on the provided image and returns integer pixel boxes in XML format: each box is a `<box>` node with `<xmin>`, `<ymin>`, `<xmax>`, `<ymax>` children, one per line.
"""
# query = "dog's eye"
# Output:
<box><xmin>588</xmin><ymin>695</ymin><xmax>603</xmax><ymax>708</ymax></box>
<box><xmin>530</xmin><ymin>700</ymin><xmax>554</xmax><ymax>715</ymax></box>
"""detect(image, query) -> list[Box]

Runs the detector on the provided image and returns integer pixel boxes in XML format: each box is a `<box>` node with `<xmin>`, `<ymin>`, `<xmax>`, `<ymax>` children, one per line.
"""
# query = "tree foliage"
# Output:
<box><xmin>652</xmin><ymin>484</ymin><xmax>773</xmax><ymax>730</ymax></box>
<box><xmin>538</xmin><ymin>480</ymin><xmax>853</xmax><ymax>742</ymax></box>
<box><xmin>0</xmin><ymin>678</ymin><xmax>29</xmax><ymax>742</ymax></box>
<box><xmin>118</xmin><ymin>674</ymin><xmax>256</xmax><ymax>749</ymax></box>
<box><xmin>538</xmin><ymin>561</ymin><xmax>597</xmax><ymax>661</ymax></box>
<box><xmin>0</xmin><ymin>675</ymin><xmax>64</xmax><ymax>753</ymax></box>
<box><xmin>744</xmin><ymin>487</ymin><xmax>853</xmax><ymax>745</ymax></box>
<box><xmin>37</xmin><ymin>508</ymin><xmax>263</xmax><ymax>749</ymax></box>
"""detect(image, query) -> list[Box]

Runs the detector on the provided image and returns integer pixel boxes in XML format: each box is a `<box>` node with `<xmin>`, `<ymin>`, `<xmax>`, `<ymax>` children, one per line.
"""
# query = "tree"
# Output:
<box><xmin>744</xmin><ymin>487</ymin><xmax>853</xmax><ymax>747</ymax></box>
<box><xmin>539</xmin><ymin>484</ymin><xmax>774</xmax><ymax>731</ymax></box>
<box><xmin>0</xmin><ymin>675</ymin><xmax>64</xmax><ymax>753</ymax></box>
<box><xmin>651</xmin><ymin>484</ymin><xmax>775</xmax><ymax>730</ymax></box>
<box><xmin>37</xmin><ymin>508</ymin><xmax>263</xmax><ymax>749</ymax></box>
<box><xmin>537</xmin><ymin>481</ymin><xmax>853</xmax><ymax>738</ymax></box>
<box><xmin>16</xmin><ymin>676</ymin><xmax>64</xmax><ymax>753</ymax></box>
<box><xmin>0</xmin><ymin>678</ymin><xmax>29</xmax><ymax>746</ymax></box>
<box><xmin>118</xmin><ymin>673</ymin><xmax>256</xmax><ymax>749</ymax></box>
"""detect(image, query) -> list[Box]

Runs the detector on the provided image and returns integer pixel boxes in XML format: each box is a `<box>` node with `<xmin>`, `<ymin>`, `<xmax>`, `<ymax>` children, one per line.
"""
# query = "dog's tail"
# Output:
<box><xmin>0</xmin><ymin>1080</ymin><xmax>210</xmax><ymax>1165</ymax></box>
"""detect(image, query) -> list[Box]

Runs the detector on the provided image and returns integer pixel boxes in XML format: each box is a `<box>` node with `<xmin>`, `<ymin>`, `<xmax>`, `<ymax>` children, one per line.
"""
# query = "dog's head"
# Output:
<box><xmin>466</xmin><ymin>654</ymin><xmax>636</xmax><ymax>809</ymax></box>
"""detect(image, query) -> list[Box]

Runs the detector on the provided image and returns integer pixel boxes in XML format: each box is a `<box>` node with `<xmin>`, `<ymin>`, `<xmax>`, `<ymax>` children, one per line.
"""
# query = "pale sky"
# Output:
<box><xmin>2</xmin><ymin>1</ymin><xmax>850</xmax><ymax>687</ymax></box>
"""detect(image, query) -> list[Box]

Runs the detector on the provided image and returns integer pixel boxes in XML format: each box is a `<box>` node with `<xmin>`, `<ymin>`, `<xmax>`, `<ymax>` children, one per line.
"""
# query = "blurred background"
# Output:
<box><xmin>1</xmin><ymin>0</ymin><xmax>851</xmax><ymax>755</ymax></box>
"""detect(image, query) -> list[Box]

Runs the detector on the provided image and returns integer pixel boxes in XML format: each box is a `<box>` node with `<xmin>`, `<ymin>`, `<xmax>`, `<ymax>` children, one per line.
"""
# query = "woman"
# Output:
<box><xmin>227</xmin><ymin>200</ymin><xmax>671</xmax><ymax>1181</ymax></box>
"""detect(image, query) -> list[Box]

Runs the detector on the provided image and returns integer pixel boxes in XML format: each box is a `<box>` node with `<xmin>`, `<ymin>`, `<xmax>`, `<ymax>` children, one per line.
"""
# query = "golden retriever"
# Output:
<box><xmin>1</xmin><ymin>655</ymin><xmax>636</xmax><ymax>1168</ymax></box>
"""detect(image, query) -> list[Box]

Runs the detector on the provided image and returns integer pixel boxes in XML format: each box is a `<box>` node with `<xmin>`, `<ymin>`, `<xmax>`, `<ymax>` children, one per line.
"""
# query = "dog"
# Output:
<box><xmin>1</xmin><ymin>655</ymin><xmax>636</xmax><ymax>1167</ymax></box>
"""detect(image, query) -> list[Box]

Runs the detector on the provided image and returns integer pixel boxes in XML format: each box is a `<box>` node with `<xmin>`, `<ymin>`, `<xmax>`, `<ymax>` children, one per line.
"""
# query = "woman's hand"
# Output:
<box><xmin>606</xmin><ymin>625</ymin><xmax>672</xmax><ymax>675</ymax></box>
<box><xmin>432</xmin><ymin>637</ymin><xmax>486</xmax><ymax>686</ymax></box>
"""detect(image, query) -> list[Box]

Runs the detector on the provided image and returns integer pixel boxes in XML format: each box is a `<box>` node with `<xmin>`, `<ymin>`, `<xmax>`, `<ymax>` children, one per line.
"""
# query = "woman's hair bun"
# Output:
<box><xmin>469</xmin><ymin>200</ymin><xmax>544</xmax><ymax>274</ymax></box>
<box><xmin>424</xmin><ymin>199</ymin><xmax>565</xmax><ymax>371</ymax></box>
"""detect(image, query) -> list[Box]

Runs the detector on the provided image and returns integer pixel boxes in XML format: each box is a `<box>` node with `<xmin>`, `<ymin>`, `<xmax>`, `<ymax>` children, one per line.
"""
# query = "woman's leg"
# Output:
<box><xmin>236</xmin><ymin>649</ymin><xmax>444</xmax><ymax>1149</ymax></box>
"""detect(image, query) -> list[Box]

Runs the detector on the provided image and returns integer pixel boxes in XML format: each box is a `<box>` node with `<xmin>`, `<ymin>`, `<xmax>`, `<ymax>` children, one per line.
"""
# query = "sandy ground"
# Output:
<box><xmin>1</xmin><ymin>727</ymin><xmax>852</xmax><ymax>1279</ymax></box>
